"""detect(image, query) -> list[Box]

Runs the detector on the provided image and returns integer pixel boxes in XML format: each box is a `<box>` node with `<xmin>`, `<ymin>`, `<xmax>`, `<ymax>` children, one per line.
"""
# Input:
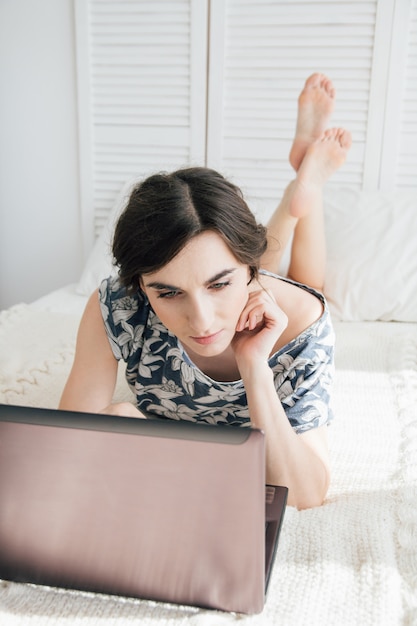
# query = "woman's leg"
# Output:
<box><xmin>286</xmin><ymin>128</ymin><xmax>351</xmax><ymax>290</ymax></box>
<box><xmin>289</xmin><ymin>73</ymin><xmax>335</xmax><ymax>172</ymax></box>
<box><xmin>261</xmin><ymin>74</ymin><xmax>351</xmax><ymax>291</ymax></box>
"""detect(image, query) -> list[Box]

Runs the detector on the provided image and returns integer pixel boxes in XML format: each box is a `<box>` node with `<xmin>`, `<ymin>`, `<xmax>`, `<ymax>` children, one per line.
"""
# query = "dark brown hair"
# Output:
<box><xmin>112</xmin><ymin>167</ymin><xmax>268</xmax><ymax>291</ymax></box>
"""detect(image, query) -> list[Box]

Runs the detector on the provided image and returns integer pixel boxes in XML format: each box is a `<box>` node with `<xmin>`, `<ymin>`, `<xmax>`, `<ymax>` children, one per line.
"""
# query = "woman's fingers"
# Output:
<box><xmin>237</xmin><ymin>289</ymin><xmax>285</xmax><ymax>332</ymax></box>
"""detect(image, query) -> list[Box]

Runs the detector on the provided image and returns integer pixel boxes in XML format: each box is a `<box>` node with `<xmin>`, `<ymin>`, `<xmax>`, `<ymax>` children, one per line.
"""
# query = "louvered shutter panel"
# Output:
<box><xmin>376</xmin><ymin>0</ymin><xmax>417</xmax><ymax>191</ymax></box>
<box><xmin>206</xmin><ymin>0</ymin><xmax>380</xmax><ymax>224</ymax></box>
<box><xmin>396</xmin><ymin>0</ymin><xmax>417</xmax><ymax>188</ymax></box>
<box><xmin>75</xmin><ymin>0</ymin><xmax>208</xmax><ymax>254</ymax></box>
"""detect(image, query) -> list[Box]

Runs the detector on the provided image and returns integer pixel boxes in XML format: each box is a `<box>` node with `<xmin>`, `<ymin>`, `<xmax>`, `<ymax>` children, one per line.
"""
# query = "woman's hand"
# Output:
<box><xmin>232</xmin><ymin>288</ymin><xmax>288</xmax><ymax>375</ymax></box>
<box><xmin>99</xmin><ymin>402</ymin><xmax>147</xmax><ymax>419</ymax></box>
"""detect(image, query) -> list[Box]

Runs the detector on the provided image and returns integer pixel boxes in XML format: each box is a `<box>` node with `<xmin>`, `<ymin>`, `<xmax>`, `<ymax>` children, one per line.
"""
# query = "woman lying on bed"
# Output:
<box><xmin>60</xmin><ymin>74</ymin><xmax>351</xmax><ymax>509</ymax></box>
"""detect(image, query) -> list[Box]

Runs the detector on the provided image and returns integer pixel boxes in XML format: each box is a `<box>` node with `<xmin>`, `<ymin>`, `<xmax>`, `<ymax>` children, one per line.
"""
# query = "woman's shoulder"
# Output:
<box><xmin>97</xmin><ymin>275</ymin><xmax>154</xmax><ymax>362</ymax></box>
<box><xmin>99</xmin><ymin>275</ymin><xmax>143</xmax><ymax>305</ymax></box>
<box><xmin>258</xmin><ymin>269</ymin><xmax>328</xmax><ymax>349</ymax></box>
<box><xmin>99</xmin><ymin>275</ymin><xmax>150</xmax><ymax>327</ymax></box>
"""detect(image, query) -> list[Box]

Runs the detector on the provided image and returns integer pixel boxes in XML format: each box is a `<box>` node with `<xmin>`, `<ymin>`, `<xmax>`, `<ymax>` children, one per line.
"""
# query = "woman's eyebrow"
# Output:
<box><xmin>204</xmin><ymin>268</ymin><xmax>236</xmax><ymax>286</ymax></box>
<box><xmin>144</xmin><ymin>280</ymin><xmax>179</xmax><ymax>291</ymax></box>
<box><xmin>144</xmin><ymin>268</ymin><xmax>237</xmax><ymax>291</ymax></box>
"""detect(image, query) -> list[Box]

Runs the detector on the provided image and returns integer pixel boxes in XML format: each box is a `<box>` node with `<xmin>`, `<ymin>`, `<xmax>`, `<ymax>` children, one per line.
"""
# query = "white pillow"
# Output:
<box><xmin>76</xmin><ymin>178</ymin><xmax>139</xmax><ymax>296</ymax></box>
<box><xmin>324</xmin><ymin>187</ymin><xmax>417</xmax><ymax>322</ymax></box>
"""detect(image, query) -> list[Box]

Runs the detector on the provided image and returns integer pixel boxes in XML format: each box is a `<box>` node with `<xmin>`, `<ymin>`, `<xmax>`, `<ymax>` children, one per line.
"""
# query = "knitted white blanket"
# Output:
<box><xmin>0</xmin><ymin>305</ymin><xmax>416</xmax><ymax>625</ymax></box>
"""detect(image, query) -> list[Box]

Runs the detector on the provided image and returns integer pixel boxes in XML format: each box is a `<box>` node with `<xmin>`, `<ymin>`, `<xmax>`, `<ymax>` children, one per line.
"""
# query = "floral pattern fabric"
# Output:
<box><xmin>99</xmin><ymin>272</ymin><xmax>335</xmax><ymax>434</ymax></box>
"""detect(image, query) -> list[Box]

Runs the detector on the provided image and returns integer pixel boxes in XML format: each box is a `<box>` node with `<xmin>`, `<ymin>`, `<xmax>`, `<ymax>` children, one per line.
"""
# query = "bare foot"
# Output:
<box><xmin>289</xmin><ymin>73</ymin><xmax>336</xmax><ymax>172</ymax></box>
<box><xmin>289</xmin><ymin>128</ymin><xmax>352</xmax><ymax>218</ymax></box>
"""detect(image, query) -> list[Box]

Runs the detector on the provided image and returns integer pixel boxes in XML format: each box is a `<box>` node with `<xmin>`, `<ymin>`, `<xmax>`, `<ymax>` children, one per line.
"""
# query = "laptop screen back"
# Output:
<box><xmin>0</xmin><ymin>405</ymin><xmax>268</xmax><ymax>613</ymax></box>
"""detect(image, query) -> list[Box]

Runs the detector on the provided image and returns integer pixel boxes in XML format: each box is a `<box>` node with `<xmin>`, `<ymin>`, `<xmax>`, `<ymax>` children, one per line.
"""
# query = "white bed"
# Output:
<box><xmin>0</xmin><ymin>187</ymin><xmax>416</xmax><ymax>625</ymax></box>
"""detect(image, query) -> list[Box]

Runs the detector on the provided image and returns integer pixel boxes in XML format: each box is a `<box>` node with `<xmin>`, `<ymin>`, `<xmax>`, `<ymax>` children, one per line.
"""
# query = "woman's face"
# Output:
<box><xmin>141</xmin><ymin>231</ymin><xmax>251</xmax><ymax>357</ymax></box>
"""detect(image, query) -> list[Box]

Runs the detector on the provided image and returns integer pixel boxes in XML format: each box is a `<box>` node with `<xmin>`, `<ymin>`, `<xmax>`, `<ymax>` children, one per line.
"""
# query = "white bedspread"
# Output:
<box><xmin>0</xmin><ymin>303</ymin><xmax>416</xmax><ymax>625</ymax></box>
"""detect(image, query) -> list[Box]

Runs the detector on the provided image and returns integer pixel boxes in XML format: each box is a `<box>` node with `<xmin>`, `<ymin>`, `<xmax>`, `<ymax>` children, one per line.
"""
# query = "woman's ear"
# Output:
<box><xmin>247</xmin><ymin>266</ymin><xmax>256</xmax><ymax>285</ymax></box>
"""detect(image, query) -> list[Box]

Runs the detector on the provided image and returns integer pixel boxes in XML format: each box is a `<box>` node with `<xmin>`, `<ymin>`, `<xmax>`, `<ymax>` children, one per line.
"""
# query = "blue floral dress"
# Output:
<box><xmin>99</xmin><ymin>271</ymin><xmax>335</xmax><ymax>434</ymax></box>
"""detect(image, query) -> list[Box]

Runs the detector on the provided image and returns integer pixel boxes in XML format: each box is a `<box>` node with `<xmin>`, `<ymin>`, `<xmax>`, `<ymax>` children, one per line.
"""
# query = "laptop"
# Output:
<box><xmin>0</xmin><ymin>403</ymin><xmax>287</xmax><ymax>614</ymax></box>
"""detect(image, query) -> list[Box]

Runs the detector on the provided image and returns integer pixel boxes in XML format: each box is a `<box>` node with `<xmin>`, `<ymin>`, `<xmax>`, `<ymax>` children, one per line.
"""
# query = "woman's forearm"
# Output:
<box><xmin>241</xmin><ymin>363</ymin><xmax>330</xmax><ymax>509</ymax></box>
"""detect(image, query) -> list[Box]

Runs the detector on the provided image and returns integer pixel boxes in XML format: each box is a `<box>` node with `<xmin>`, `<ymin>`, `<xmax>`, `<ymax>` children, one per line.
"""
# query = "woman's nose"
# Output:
<box><xmin>187</xmin><ymin>296</ymin><xmax>214</xmax><ymax>333</ymax></box>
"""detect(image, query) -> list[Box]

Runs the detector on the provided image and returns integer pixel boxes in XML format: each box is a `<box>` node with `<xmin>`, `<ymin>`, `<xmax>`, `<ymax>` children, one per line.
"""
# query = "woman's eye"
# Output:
<box><xmin>157</xmin><ymin>290</ymin><xmax>179</xmax><ymax>299</ymax></box>
<box><xmin>210</xmin><ymin>281</ymin><xmax>231</xmax><ymax>291</ymax></box>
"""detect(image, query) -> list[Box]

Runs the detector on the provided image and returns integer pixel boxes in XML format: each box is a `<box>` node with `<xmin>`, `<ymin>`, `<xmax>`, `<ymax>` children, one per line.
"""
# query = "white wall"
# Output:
<box><xmin>0</xmin><ymin>0</ymin><xmax>82</xmax><ymax>310</ymax></box>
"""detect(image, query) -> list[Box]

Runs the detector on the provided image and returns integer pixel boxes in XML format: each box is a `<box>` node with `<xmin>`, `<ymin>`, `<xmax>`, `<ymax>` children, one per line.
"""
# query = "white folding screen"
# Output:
<box><xmin>75</xmin><ymin>0</ymin><xmax>417</xmax><ymax>251</ymax></box>
<box><xmin>75</xmin><ymin>0</ymin><xmax>208</xmax><ymax>253</ymax></box>
<box><xmin>206</xmin><ymin>0</ymin><xmax>416</xmax><ymax>223</ymax></box>
<box><xmin>394</xmin><ymin>0</ymin><xmax>417</xmax><ymax>189</ymax></box>
<box><xmin>375</xmin><ymin>0</ymin><xmax>416</xmax><ymax>191</ymax></box>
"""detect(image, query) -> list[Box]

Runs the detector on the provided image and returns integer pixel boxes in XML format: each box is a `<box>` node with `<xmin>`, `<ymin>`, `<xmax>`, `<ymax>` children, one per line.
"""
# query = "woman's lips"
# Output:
<box><xmin>190</xmin><ymin>330</ymin><xmax>223</xmax><ymax>345</ymax></box>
